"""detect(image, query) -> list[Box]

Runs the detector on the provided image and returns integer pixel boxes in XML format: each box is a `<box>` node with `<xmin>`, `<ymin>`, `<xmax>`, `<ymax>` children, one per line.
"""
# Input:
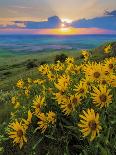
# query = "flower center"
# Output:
<box><xmin>51</xmin><ymin>75</ymin><xmax>54</xmax><ymax>78</ymax></box>
<box><xmin>109</xmin><ymin>64</ymin><xmax>113</xmax><ymax>69</ymax></box>
<box><xmin>72</xmin><ymin>98</ymin><xmax>78</xmax><ymax>104</ymax></box>
<box><xmin>68</xmin><ymin>103</ymin><xmax>72</xmax><ymax>109</ymax></box>
<box><xmin>36</xmin><ymin>103</ymin><xmax>40</xmax><ymax>109</ymax></box>
<box><xmin>102</xmin><ymin>80</ymin><xmax>107</xmax><ymax>85</ymax></box>
<box><xmin>85</xmin><ymin>53</ymin><xmax>88</xmax><ymax>57</ymax></box>
<box><xmin>48</xmin><ymin>88</ymin><xmax>52</xmax><ymax>92</ymax></box>
<box><xmin>61</xmin><ymin>91</ymin><xmax>65</xmax><ymax>95</ymax></box>
<box><xmin>87</xmin><ymin>81</ymin><xmax>90</xmax><ymax>86</ymax></box>
<box><xmin>94</xmin><ymin>72</ymin><xmax>100</xmax><ymax>78</ymax></box>
<box><xmin>79</xmin><ymin>88</ymin><xmax>84</xmax><ymax>94</ymax></box>
<box><xmin>89</xmin><ymin>120</ymin><xmax>97</xmax><ymax>130</ymax></box>
<box><xmin>105</xmin><ymin>71</ymin><xmax>110</xmax><ymax>75</ymax></box>
<box><xmin>100</xmin><ymin>94</ymin><xmax>107</xmax><ymax>102</ymax></box>
<box><xmin>17</xmin><ymin>129</ymin><xmax>23</xmax><ymax>137</ymax></box>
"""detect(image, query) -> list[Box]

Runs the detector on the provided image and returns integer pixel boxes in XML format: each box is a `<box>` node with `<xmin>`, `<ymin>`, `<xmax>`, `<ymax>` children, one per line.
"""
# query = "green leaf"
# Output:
<box><xmin>98</xmin><ymin>144</ymin><xmax>110</xmax><ymax>155</ymax></box>
<box><xmin>32</xmin><ymin>137</ymin><xmax>44</xmax><ymax>150</ymax></box>
<box><xmin>33</xmin><ymin>127</ymin><xmax>39</xmax><ymax>134</ymax></box>
<box><xmin>82</xmin><ymin>150</ymin><xmax>88</xmax><ymax>155</ymax></box>
<box><xmin>0</xmin><ymin>135</ymin><xmax>9</xmax><ymax>142</ymax></box>
<box><xmin>64</xmin><ymin>125</ymin><xmax>78</xmax><ymax>132</ymax></box>
<box><xmin>73</xmin><ymin>145</ymin><xmax>84</xmax><ymax>150</ymax></box>
<box><xmin>65</xmin><ymin>146</ymin><xmax>70</xmax><ymax>155</ymax></box>
<box><xmin>0</xmin><ymin>147</ymin><xmax>4</xmax><ymax>153</ymax></box>
<box><xmin>61</xmin><ymin>117</ymin><xmax>72</xmax><ymax>126</ymax></box>
<box><xmin>45</xmin><ymin>135</ymin><xmax>56</xmax><ymax>141</ymax></box>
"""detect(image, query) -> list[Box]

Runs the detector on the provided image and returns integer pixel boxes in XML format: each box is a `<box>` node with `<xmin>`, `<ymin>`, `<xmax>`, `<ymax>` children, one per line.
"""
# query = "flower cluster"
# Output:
<box><xmin>7</xmin><ymin>49</ymin><xmax>116</xmax><ymax>149</ymax></box>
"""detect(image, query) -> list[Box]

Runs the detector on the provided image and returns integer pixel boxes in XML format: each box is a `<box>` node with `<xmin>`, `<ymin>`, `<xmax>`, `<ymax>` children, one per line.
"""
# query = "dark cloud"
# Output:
<box><xmin>25</xmin><ymin>16</ymin><xmax>61</xmax><ymax>29</ymax></box>
<box><xmin>71</xmin><ymin>10</ymin><xmax>116</xmax><ymax>30</ymax></box>
<box><xmin>105</xmin><ymin>10</ymin><xmax>116</xmax><ymax>16</ymax></box>
<box><xmin>0</xmin><ymin>16</ymin><xmax>62</xmax><ymax>29</ymax></box>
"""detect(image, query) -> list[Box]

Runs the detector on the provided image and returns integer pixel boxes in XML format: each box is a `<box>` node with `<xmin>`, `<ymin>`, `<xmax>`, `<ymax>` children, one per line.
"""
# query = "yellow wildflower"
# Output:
<box><xmin>22</xmin><ymin>110</ymin><xmax>32</xmax><ymax>127</ymax></box>
<box><xmin>47</xmin><ymin>71</ymin><xmax>56</xmax><ymax>81</ymax></box>
<box><xmin>84</xmin><ymin>62</ymin><xmax>104</xmax><ymax>82</ymax></box>
<box><xmin>25</xmin><ymin>88</ymin><xmax>30</xmax><ymax>97</ymax></box>
<box><xmin>8</xmin><ymin>121</ymin><xmax>27</xmax><ymax>149</ymax></box>
<box><xmin>54</xmin><ymin>74</ymin><xmax>70</xmax><ymax>92</ymax></box>
<box><xmin>32</xmin><ymin>95</ymin><xmax>45</xmax><ymax>114</ymax></box>
<box><xmin>38</xmin><ymin>64</ymin><xmax>49</xmax><ymax>75</ymax></box>
<box><xmin>104</xmin><ymin>57</ymin><xmax>116</xmax><ymax>72</ymax></box>
<box><xmin>74</xmin><ymin>82</ymin><xmax>88</xmax><ymax>98</ymax></box>
<box><xmin>33</xmin><ymin>79</ymin><xmax>45</xmax><ymax>85</ymax></box>
<box><xmin>37</xmin><ymin>111</ymin><xmax>56</xmax><ymax>133</ymax></box>
<box><xmin>60</xmin><ymin>94</ymin><xmax>81</xmax><ymax>115</ymax></box>
<box><xmin>82</xmin><ymin>50</ymin><xmax>90</xmax><ymax>61</ymax></box>
<box><xmin>16</xmin><ymin>79</ymin><xmax>24</xmax><ymax>89</ymax></box>
<box><xmin>108</xmin><ymin>74</ymin><xmax>116</xmax><ymax>87</ymax></box>
<box><xmin>91</xmin><ymin>85</ymin><xmax>112</xmax><ymax>108</ymax></box>
<box><xmin>65</xmin><ymin>57</ymin><xmax>74</xmax><ymax>64</ymax></box>
<box><xmin>104</xmin><ymin>44</ymin><xmax>112</xmax><ymax>54</ymax></box>
<box><xmin>54</xmin><ymin>92</ymin><xmax>66</xmax><ymax>104</ymax></box>
<box><xmin>78</xmin><ymin>109</ymin><xmax>101</xmax><ymax>141</ymax></box>
<box><xmin>11</xmin><ymin>96</ymin><xmax>20</xmax><ymax>109</ymax></box>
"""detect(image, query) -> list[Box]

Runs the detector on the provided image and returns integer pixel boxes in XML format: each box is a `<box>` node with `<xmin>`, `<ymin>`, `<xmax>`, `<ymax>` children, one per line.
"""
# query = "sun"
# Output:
<box><xmin>61</xmin><ymin>23</ymin><xmax>65</xmax><ymax>28</ymax></box>
<box><xmin>61</xmin><ymin>18</ymin><xmax>72</xmax><ymax>23</ymax></box>
<box><xmin>60</xmin><ymin>27</ymin><xmax>70</xmax><ymax>33</ymax></box>
<box><xmin>60</xmin><ymin>23</ymin><xmax>71</xmax><ymax>33</ymax></box>
<box><xmin>59</xmin><ymin>18</ymin><xmax>73</xmax><ymax>34</ymax></box>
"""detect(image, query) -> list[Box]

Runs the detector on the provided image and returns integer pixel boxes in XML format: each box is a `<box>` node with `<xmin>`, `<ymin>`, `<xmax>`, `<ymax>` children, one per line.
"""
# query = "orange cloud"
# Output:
<box><xmin>0</xmin><ymin>17</ymin><xmax>47</xmax><ymax>23</ymax></box>
<box><xmin>0</xmin><ymin>20</ymin><xmax>26</xmax><ymax>28</ymax></box>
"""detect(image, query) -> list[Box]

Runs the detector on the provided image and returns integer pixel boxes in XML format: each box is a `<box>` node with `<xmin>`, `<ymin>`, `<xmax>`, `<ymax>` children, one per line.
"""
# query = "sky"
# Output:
<box><xmin>0</xmin><ymin>0</ymin><xmax>116</xmax><ymax>34</ymax></box>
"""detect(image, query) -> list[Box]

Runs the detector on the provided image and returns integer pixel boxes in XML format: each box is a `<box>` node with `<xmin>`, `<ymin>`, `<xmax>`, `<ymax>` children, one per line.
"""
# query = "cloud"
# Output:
<box><xmin>0</xmin><ymin>16</ymin><xmax>62</xmax><ymax>29</ymax></box>
<box><xmin>104</xmin><ymin>10</ymin><xmax>116</xmax><ymax>16</ymax></box>
<box><xmin>71</xmin><ymin>10</ymin><xmax>116</xmax><ymax>30</ymax></box>
<box><xmin>0</xmin><ymin>10</ymin><xmax>116</xmax><ymax>32</ymax></box>
<box><xmin>25</xmin><ymin>16</ymin><xmax>62</xmax><ymax>29</ymax></box>
<box><xmin>0</xmin><ymin>21</ymin><xmax>26</xmax><ymax>28</ymax></box>
<box><xmin>8</xmin><ymin>5</ymin><xmax>32</xmax><ymax>9</ymax></box>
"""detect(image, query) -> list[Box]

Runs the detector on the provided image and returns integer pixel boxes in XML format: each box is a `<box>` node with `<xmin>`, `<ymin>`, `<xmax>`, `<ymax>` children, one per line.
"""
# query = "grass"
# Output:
<box><xmin>0</xmin><ymin>49</ymin><xmax>82</xmax><ymax>91</ymax></box>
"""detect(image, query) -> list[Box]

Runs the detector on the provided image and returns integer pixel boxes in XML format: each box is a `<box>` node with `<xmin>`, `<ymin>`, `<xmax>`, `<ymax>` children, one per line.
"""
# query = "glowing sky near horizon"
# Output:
<box><xmin>0</xmin><ymin>27</ymin><xmax>115</xmax><ymax>35</ymax></box>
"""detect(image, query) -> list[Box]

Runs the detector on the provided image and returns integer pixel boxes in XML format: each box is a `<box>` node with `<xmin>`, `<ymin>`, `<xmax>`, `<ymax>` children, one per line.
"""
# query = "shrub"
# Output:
<box><xmin>3</xmin><ymin>71</ymin><xmax>11</xmax><ymax>76</ymax></box>
<box><xmin>54</xmin><ymin>53</ymin><xmax>68</xmax><ymax>63</ymax></box>
<box><xmin>26</xmin><ymin>60</ymin><xmax>38</xmax><ymax>69</ymax></box>
<box><xmin>40</xmin><ymin>61</ymin><xmax>48</xmax><ymax>65</ymax></box>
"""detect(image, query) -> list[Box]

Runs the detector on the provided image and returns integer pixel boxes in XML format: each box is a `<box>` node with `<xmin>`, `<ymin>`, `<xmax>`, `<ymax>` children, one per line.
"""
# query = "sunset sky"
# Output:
<box><xmin>0</xmin><ymin>0</ymin><xmax>116</xmax><ymax>34</ymax></box>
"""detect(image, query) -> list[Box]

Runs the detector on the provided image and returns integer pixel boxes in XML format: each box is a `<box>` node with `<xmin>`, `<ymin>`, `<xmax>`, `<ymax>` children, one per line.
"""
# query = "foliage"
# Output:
<box><xmin>26</xmin><ymin>59</ymin><xmax>38</xmax><ymax>69</ymax></box>
<box><xmin>54</xmin><ymin>53</ymin><xmax>68</xmax><ymax>63</ymax></box>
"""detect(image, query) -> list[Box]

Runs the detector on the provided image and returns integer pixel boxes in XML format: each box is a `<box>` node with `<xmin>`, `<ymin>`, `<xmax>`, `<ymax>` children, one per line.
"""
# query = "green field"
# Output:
<box><xmin>0</xmin><ymin>49</ymin><xmax>82</xmax><ymax>91</ymax></box>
